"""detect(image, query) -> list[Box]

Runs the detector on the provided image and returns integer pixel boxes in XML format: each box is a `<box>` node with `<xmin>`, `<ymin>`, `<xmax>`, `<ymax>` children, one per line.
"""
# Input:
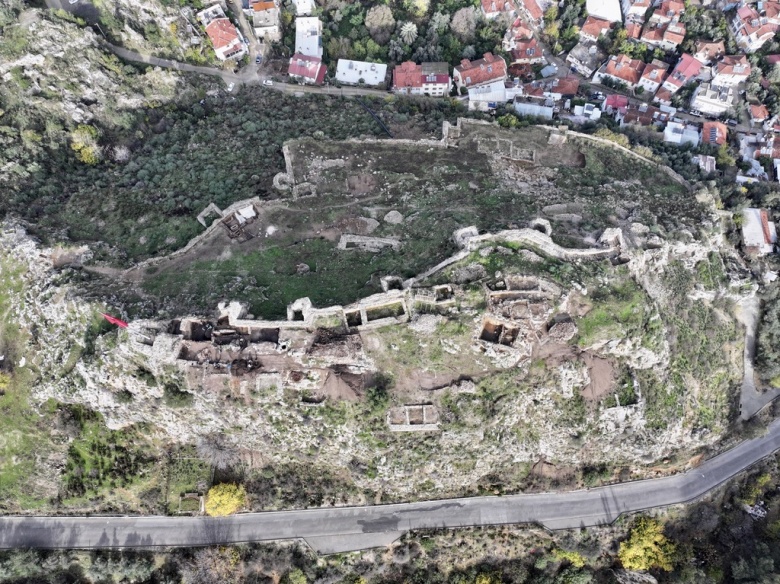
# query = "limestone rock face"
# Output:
<box><xmin>383</xmin><ymin>210</ymin><xmax>404</xmax><ymax>225</ymax></box>
<box><xmin>0</xmin><ymin>215</ymin><xmax>751</xmax><ymax>504</ymax></box>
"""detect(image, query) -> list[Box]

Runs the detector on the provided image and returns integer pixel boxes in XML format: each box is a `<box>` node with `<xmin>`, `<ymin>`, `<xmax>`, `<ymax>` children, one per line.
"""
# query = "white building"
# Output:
<box><xmin>251</xmin><ymin>1</ymin><xmax>280</xmax><ymax>41</ymax></box>
<box><xmin>295</xmin><ymin>17</ymin><xmax>322</xmax><ymax>58</ymax></box>
<box><xmin>336</xmin><ymin>60</ymin><xmax>388</xmax><ymax>86</ymax></box>
<box><xmin>742</xmin><ymin>208</ymin><xmax>777</xmax><ymax>255</ymax></box>
<box><xmin>566</xmin><ymin>42</ymin><xmax>606</xmax><ymax>77</ymax></box>
<box><xmin>586</xmin><ymin>0</ymin><xmax>623</xmax><ymax>22</ymax></box>
<box><xmin>514</xmin><ymin>101</ymin><xmax>554</xmax><ymax>118</ymax></box>
<box><xmin>663</xmin><ymin>121</ymin><xmax>700</xmax><ymax>146</ymax></box>
<box><xmin>689</xmin><ymin>83</ymin><xmax>735</xmax><ymax>116</ymax></box>
<box><xmin>453</xmin><ymin>53</ymin><xmax>509</xmax><ymax>110</ymax></box>
<box><xmin>292</xmin><ymin>0</ymin><xmax>314</xmax><ymax>15</ymax></box>
<box><xmin>573</xmin><ymin>103</ymin><xmax>602</xmax><ymax>120</ymax></box>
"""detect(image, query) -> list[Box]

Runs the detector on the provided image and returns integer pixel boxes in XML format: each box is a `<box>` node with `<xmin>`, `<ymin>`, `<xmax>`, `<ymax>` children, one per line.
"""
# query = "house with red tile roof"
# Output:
<box><xmin>553</xmin><ymin>76</ymin><xmax>580</xmax><ymax>96</ymax></box>
<box><xmin>518</xmin><ymin>0</ymin><xmax>543</xmax><ymax>22</ymax></box>
<box><xmin>701</xmin><ymin>121</ymin><xmax>728</xmax><ymax>146</ymax></box>
<box><xmin>503</xmin><ymin>18</ymin><xmax>534</xmax><ymax>50</ymax></box>
<box><xmin>604</xmin><ymin>93</ymin><xmax>629</xmax><ymax>113</ymax></box>
<box><xmin>615</xmin><ymin>102</ymin><xmax>671</xmax><ymax>127</ymax></box>
<box><xmin>579</xmin><ymin>16</ymin><xmax>611</xmax><ymax>42</ymax></box>
<box><xmin>626</xmin><ymin>21</ymin><xmax>642</xmax><ymax>38</ymax></box>
<box><xmin>288</xmin><ymin>53</ymin><xmax>327</xmax><ymax>85</ymax></box>
<box><xmin>392</xmin><ymin>61</ymin><xmax>451</xmax><ymax>96</ymax></box>
<box><xmin>482</xmin><ymin>0</ymin><xmax>516</xmax><ymax>19</ymax></box>
<box><xmin>750</xmin><ymin>103</ymin><xmax>770</xmax><ymax>124</ymax></box>
<box><xmin>649</xmin><ymin>0</ymin><xmax>685</xmax><ymax>25</ymax></box>
<box><xmin>711</xmin><ymin>55</ymin><xmax>751</xmax><ymax>86</ymax></box>
<box><xmin>693</xmin><ymin>40</ymin><xmax>725</xmax><ymax>65</ymax></box>
<box><xmin>593</xmin><ymin>54</ymin><xmax>646</xmax><ymax>89</ymax></box>
<box><xmin>510</xmin><ymin>38</ymin><xmax>545</xmax><ymax>64</ymax></box>
<box><xmin>640</xmin><ymin>21</ymin><xmax>685</xmax><ymax>51</ymax></box>
<box><xmin>621</xmin><ymin>0</ymin><xmax>651</xmax><ymax>24</ymax></box>
<box><xmin>637</xmin><ymin>59</ymin><xmax>669</xmax><ymax>93</ymax></box>
<box><xmin>653</xmin><ymin>86</ymin><xmax>674</xmax><ymax>105</ymax></box>
<box><xmin>731</xmin><ymin>4</ymin><xmax>780</xmax><ymax>53</ymax></box>
<box><xmin>197</xmin><ymin>6</ymin><xmax>247</xmax><ymax>61</ymax></box>
<box><xmin>659</xmin><ymin>53</ymin><xmax>702</xmax><ymax>94</ymax></box>
<box><xmin>454</xmin><ymin>53</ymin><xmax>509</xmax><ymax>108</ymax></box>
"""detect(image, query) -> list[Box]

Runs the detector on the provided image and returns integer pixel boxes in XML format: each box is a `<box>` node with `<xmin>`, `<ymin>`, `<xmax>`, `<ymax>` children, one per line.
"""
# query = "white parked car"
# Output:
<box><xmin>227</xmin><ymin>82</ymin><xmax>234</xmax><ymax>92</ymax></box>
<box><xmin>263</xmin><ymin>79</ymin><xmax>273</xmax><ymax>86</ymax></box>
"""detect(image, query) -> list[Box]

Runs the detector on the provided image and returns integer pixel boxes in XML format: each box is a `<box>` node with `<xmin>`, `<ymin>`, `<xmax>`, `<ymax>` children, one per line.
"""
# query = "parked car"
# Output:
<box><xmin>263</xmin><ymin>79</ymin><xmax>273</xmax><ymax>86</ymax></box>
<box><xmin>727</xmin><ymin>119</ymin><xmax>739</xmax><ymax>126</ymax></box>
<box><xmin>255</xmin><ymin>56</ymin><xmax>262</xmax><ymax>64</ymax></box>
<box><xmin>227</xmin><ymin>82</ymin><xmax>235</xmax><ymax>92</ymax></box>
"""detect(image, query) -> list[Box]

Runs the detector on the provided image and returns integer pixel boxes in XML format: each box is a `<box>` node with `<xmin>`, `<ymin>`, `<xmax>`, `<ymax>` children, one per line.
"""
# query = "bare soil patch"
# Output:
<box><xmin>580</xmin><ymin>353</ymin><xmax>616</xmax><ymax>402</ymax></box>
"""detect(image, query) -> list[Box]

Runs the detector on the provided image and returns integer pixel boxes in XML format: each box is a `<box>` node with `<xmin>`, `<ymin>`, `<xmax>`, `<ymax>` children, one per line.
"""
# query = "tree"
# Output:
<box><xmin>70</xmin><ymin>125</ymin><xmax>102</xmax><ymax>165</ymax></box>
<box><xmin>285</xmin><ymin>568</ymin><xmax>307</xmax><ymax>584</ymax></box>
<box><xmin>365</xmin><ymin>5</ymin><xmax>395</xmax><ymax>45</ymax></box>
<box><xmin>388</xmin><ymin>39</ymin><xmax>406</xmax><ymax>61</ymax></box>
<box><xmin>430</xmin><ymin>11</ymin><xmax>450</xmax><ymax>33</ymax></box>
<box><xmin>618</xmin><ymin>517</ymin><xmax>676</xmax><ymax>572</ymax></box>
<box><xmin>404</xmin><ymin>0</ymin><xmax>430</xmax><ymax>18</ymax></box>
<box><xmin>205</xmin><ymin>483</ymin><xmax>246</xmax><ymax>516</ymax></box>
<box><xmin>769</xmin><ymin>63</ymin><xmax>780</xmax><ymax>85</ymax></box>
<box><xmin>475</xmin><ymin>572</ymin><xmax>501</xmax><ymax>584</ymax></box>
<box><xmin>197</xmin><ymin>433</ymin><xmax>239</xmax><ymax>470</ymax></box>
<box><xmin>716</xmin><ymin>143</ymin><xmax>736</xmax><ymax>168</ymax></box>
<box><xmin>451</xmin><ymin>7</ymin><xmax>477</xmax><ymax>42</ymax></box>
<box><xmin>400</xmin><ymin>22</ymin><xmax>418</xmax><ymax>45</ymax></box>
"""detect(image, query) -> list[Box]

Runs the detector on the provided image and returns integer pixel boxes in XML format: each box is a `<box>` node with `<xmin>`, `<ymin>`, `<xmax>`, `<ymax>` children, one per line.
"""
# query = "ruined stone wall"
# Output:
<box><xmin>131</xmin><ymin>197</ymin><xmax>263</xmax><ymax>274</ymax></box>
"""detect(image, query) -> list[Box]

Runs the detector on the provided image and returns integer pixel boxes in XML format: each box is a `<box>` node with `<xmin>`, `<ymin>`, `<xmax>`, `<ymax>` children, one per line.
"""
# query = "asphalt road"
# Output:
<box><xmin>2</xmin><ymin>419</ymin><xmax>780</xmax><ymax>553</ymax></box>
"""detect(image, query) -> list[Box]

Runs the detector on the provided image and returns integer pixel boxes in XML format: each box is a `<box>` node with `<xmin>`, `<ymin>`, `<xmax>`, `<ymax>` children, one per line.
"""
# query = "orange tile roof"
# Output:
<box><xmin>482</xmin><ymin>0</ymin><xmax>514</xmax><ymax>13</ymax></box>
<box><xmin>252</xmin><ymin>1</ymin><xmax>275</xmax><ymax>11</ymax></box>
<box><xmin>702</xmin><ymin>121</ymin><xmax>728</xmax><ymax>145</ymax></box>
<box><xmin>765</xmin><ymin>0</ymin><xmax>780</xmax><ymax>21</ymax></box>
<box><xmin>640</xmin><ymin>24</ymin><xmax>664</xmax><ymax>43</ymax></box>
<box><xmin>601</xmin><ymin>54</ymin><xmax>645</xmax><ymax>85</ymax></box>
<box><xmin>511</xmin><ymin>38</ymin><xmax>541</xmax><ymax>61</ymax></box>
<box><xmin>626</xmin><ymin>22</ymin><xmax>642</xmax><ymax>39</ymax></box>
<box><xmin>693</xmin><ymin>40</ymin><xmax>725</xmax><ymax>63</ymax></box>
<box><xmin>455</xmin><ymin>52</ymin><xmax>508</xmax><ymax>87</ymax></box>
<box><xmin>663</xmin><ymin>22</ymin><xmax>685</xmax><ymax>46</ymax></box>
<box><xmin>393</xmin><ymin>61</ymin><xmax>422</xmax><ymax>89</ymax></box>
<box><xmin>553</xmin><ymin>76</ymin><xmax>580</xmax><ymax>95</ymax></box>
<box><xmin>751</xmin><ymin>104</ymin><xmax>770</xmax><ymax>121</ymax></box>
<box><xmin>581</xmin><ymin>16</ymin><xmax>611</xmax><ymax>39</ymax></box>
<box><xmin>205</xmin><ymin>18</ymin><xmax>240</xmax><ymax>50</ymax></box>
<box><xmin>655</xmin><ymin>0</ymin><xmax>685</xmax><ymax>19</ymax></box>
<box><xmin>735</xmin><ymin>5</ymin><xmax>779</xmax><ymax>38</ymax></box>
<box><xmin>288</xmin><ymin>53</ymin><xmax>326</xmax><ymax>84</ymax></box>
<box><xmin>714</xmin><ymin>55</ymin><xmax>751</xmax><ymax>78</ymax></box>
<box><xmin>521</xmin><ymin>0</ymin><xmax>543</xmax><ymax>20</ymax></box>
<box><xmin>654</xmin><ymin>86</ymin><xmax>674</xmax><ymax>103</ymax></box>
<box><xmin>666</xmin><ymin>53</ymin><xmax>701</xmax><ymax>88</ymax></box>
<box><xmin>640</xmin><ymin>59</ymin><xmax>669</xmax><ymax>83</ymax></box>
